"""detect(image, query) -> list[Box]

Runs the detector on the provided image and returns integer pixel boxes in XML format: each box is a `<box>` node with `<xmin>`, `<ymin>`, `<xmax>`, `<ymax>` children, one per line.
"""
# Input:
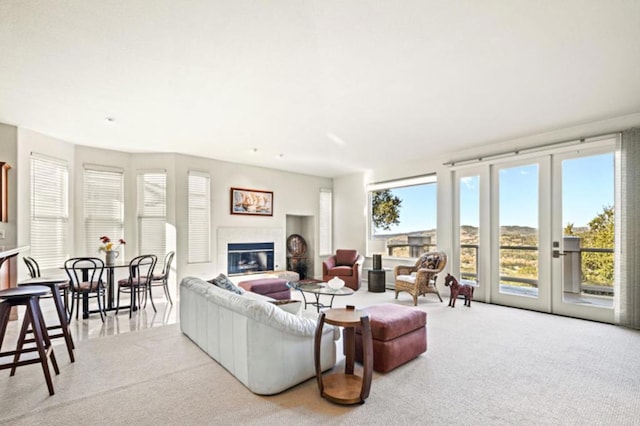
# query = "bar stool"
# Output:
<box><xmin>18</xmin><ymin>277</ymin><xmax>75</xmax><ymax>362</ymax></box>
<box><xmin>0</xmin><ymin>285</ymin><xmax>60</xmax><ymax>396</ymax></box>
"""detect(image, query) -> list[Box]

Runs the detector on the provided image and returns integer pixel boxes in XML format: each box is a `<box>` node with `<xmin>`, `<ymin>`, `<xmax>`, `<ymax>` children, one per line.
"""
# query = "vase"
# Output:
<box><xmin>105</xmin><ymin>250</ymin><xmax>119</xmax><ymax>266</ymax></box>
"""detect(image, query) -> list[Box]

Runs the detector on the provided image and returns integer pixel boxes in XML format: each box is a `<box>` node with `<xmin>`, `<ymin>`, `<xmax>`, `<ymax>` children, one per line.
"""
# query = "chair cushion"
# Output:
<box><xmin>335</xmin><ymin>249</ymin><xmax>358</xmax><ymax>266</ymax></box>
<box><xmin>76</xmin><ymin>281</ymin><xmax>101</xmax><ymax>291</ymax></box>
<box><xmin>327</xmin><ymin>266</ymin><xmax>354</xmax><ymax>277</ymax></box>
<box><xmin>396</xmin><ymin>274</ymin><xmax>416</xmax><ymax>283</ymax></box>
<box><xmin>117</xmin><ymin>277</ymin><xmax>146</xmax><ymax>287</ymax></box>
<box><xmin>419</xmin><ymin>254</ymin><xmax>441</xmax><ymax>269</ymax></box>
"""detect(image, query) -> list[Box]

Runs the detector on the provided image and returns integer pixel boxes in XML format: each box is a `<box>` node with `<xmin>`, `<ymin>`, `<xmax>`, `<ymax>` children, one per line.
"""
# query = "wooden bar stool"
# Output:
<box><xmin>19</xmin><ymin>277</ymin><xmax>75</xmax><ymax>362</ymax></box>
<box><xmin>0</xmin><ymin>286</ymin><xmax>60</xmax><ymax>396</ymax></box>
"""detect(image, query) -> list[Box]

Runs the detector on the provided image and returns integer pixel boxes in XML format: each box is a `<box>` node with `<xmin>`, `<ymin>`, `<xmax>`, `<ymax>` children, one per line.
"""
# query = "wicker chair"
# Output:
<box><xmin>394</xmin><ymin>251</ymin><xmax>447</xmax><ymax>305</ymax></box>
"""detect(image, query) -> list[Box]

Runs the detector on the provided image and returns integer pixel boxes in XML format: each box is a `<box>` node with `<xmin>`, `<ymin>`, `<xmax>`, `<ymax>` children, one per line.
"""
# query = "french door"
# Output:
<box><xmin>453</xmin><ymin>138</ymin><xmax>616</xmax><ymax>322</ymax></box>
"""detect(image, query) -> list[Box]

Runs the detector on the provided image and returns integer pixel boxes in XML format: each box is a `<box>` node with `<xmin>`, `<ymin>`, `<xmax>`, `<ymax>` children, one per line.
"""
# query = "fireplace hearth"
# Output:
<box><xmin>227</xmin><ymin>242</ymin><xmax>274</xmax><ymax>276</ymax></box>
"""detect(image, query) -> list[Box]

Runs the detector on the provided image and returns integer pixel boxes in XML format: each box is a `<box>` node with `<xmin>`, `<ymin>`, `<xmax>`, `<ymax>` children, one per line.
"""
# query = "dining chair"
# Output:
<box><xmin>24</xmin><ymin>256</ymin><xmax>72</xmax><ymax>318</ymax></box>
<box><xmin>64</xmin><ymin>257</ymin><xmax>107</xmax><ymax>322</ymax></box>
<box><xmin>116</xmin><ymin>254</ymin><xmax>157</xmax><ymax>318</ymax></box>
<box><xmin>149</xmin><ymin>251</ymin><xmax>175</xmax><ymax>305</ymax></box>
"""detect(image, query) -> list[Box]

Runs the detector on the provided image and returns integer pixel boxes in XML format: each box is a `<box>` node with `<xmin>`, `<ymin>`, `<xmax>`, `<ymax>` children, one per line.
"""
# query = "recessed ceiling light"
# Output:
<box><xmin>252</xmin><ymin>148</ymin><xmax>258</xmax><ymax>153</ymax></box>
<box><xmin>105</xmin><ymin>117</ymin><xmax>116</xmax><ymax>123</ymax></box>
<box><xmin>277</xmin><ymin>154</ymin><xmax>284</xmax><ymax>159</ymax></box>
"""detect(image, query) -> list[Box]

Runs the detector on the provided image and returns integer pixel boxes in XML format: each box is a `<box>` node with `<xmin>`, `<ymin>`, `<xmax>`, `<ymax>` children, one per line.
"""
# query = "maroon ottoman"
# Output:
<box><xmin>237</xmin><ymin>278</ymin><xmax>291</xmax><ymax>300</ymax></box>
<box><xmin>346</xmin><ymin>303</ymin><xmax>427</xmax><ymax>373</ymax></box>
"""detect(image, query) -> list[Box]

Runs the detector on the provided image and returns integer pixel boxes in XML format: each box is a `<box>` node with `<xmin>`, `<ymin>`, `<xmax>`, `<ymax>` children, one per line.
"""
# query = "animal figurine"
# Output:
<box><xmin>444</xmin><ymin>273</ymin><xmax>473</xmax><ymax>308</ymax></box>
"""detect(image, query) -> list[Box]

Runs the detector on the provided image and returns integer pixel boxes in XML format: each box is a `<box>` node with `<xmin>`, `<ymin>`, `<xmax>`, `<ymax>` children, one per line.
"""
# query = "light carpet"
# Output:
<box><xmin>1</xmin><ymin>290</ymin><xmax>640</xmax><ymax>425</ymax></box>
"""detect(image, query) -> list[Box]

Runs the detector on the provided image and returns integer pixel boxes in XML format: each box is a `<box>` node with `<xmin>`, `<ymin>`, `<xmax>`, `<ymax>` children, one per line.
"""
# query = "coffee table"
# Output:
<box><xmin>289</xmin><ymin>281</ymin><xmax>354</xmax><ymax>312</ymax></box>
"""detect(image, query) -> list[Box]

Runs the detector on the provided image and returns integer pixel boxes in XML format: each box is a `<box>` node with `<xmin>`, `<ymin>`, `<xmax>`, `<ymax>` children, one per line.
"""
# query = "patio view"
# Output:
<box><xmin>372</xmin><ymin>152</ymin><xmax>615</xmax><ymax>307</ymax></box>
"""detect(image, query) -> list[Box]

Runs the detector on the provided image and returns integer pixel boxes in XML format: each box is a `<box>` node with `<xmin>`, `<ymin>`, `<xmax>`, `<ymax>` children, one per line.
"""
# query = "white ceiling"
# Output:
<box><xmin>1</xmin><ymin>1</ymin><xmax>639</xmax><ymax>177</ymax></box>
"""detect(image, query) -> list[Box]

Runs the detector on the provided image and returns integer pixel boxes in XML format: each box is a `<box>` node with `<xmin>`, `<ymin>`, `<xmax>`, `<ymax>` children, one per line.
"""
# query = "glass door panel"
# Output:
<box><xmin>552</xmin><ymin>144</ymin><xmax>615</xmax><ymax>323</ymax></box>
<box><xmin>498</xmin><ymin>164</ymin><xmax>540</xmax><ymax>298</ymax></box>
<box><xmin>459</xmin><ymin>175</ymin><xmax>480</xmax><ymax>284</ymax></box>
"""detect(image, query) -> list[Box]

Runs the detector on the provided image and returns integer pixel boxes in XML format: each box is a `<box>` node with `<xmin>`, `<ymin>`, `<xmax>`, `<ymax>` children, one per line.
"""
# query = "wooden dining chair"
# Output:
<box><xmin>116</xmin><ymin>254</ymin><xmax>157</xmax><ymax>318</ymax></box>
<box><xmin>149</xmin><ymin>251</ymin><xmax>175</xmax><ymax>305</ymax></box>
<box><xmin>64</xmin><ymin>257</ymin><xmax>107</xmax><ymax>322</ymax></box>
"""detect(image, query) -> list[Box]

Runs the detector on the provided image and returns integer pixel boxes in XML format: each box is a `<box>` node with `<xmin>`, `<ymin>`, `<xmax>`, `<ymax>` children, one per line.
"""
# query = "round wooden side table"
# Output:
<box><xmin>314</xmin><ymin>306</ymin><xmax>373</xmax><ymax>405</ymax></box>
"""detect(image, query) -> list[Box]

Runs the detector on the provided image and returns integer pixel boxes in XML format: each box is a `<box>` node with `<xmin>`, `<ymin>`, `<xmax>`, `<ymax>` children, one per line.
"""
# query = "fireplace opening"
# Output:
<box><xmin>227</xmin><ymin>242</ymin><xmax>274</xmax><ymax>276</ymax></box>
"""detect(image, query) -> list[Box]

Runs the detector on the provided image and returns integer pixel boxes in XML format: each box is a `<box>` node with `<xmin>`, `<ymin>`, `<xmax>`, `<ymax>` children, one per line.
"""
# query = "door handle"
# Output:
<box><xmin>552</xmin><ymin>250</ymin><xmax>566</xmax><ymax>258</ymax></box>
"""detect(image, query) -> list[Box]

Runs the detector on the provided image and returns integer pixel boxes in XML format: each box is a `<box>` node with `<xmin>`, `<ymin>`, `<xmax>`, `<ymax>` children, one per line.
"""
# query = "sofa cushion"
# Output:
<box><xmin>269</xmin><ymin>299</ymin><xmax>302</xmax><ymax>315</ymax></box>
<box><xmin>208</xmin><ymin>273</ymin><xmax>245</xmax><ymax>295</ymax></box>
<box><xmin>327</xmin><ymin>266</ymin><xmax>354</xmax><ymax>277</ymax></box>
<box><xmin>336</xmin><ymin>249</ymin><xmax>358</xmax><ymax>266</ymax></box>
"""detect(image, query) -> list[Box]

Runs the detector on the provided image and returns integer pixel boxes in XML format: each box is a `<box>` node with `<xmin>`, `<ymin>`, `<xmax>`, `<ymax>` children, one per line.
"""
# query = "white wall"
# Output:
<box><xmin>12</xmin><ymin>127</ymin><xmax>332</xmax><ymax>292</ymax></box>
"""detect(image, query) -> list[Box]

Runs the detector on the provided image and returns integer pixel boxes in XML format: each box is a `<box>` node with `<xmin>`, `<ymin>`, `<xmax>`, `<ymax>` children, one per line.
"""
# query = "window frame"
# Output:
<box><xmin>367</xmin><ymin>174</ymin><xmax>438</xmax><ymax>259</ymax></box>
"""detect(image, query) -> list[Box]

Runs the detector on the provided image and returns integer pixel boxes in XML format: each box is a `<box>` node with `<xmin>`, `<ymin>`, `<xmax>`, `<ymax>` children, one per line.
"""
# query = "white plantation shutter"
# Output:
<box><xmin>137</xmin><ymin>171</ymin><xmax>167</xmax><ymax>258</ymax></box>
<box><xmin>30</xmin><ymin>154</ymin><xmax>69</xmax><ymax>269</ymax></box>
<box><xmin>188</xmin><ymin>171</ymin><xmax>210</xmax><ymax>263</ymax></box>
<box><xmin>84</xmin><ymin>167</ymin><xmax>125</xmax><ymax>257</ymax></box>
<box><xmin>319</xmin><ymin>188</ymin><xmax>332</xmax><ymax>255</ymax></box>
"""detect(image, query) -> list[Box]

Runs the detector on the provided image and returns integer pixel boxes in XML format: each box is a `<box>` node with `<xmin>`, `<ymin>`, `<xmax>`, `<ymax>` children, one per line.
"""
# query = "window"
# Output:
<box><xmin>368</xmin><ymin>175</ymin><xmax>437</xmax><ymax>258</ymax></box>
<box><xmin>137</xmin><ymin>171</ymin><xmax>167</xmax><ymax>258</ymax></box>
<box><xmin>30</xmin><ymin>154</ymin><xmax>69</xmax><ymax>269</ymax></box>
<box><xmin>188</xmin><ymin>171</ymin><xmax>210</xmax><ymax>263</ymax></box>
<box><xmin>84</xmin><ymin>167</ymin><xmax>125</xmax><ymax>257</ymax></box>
<box><xmin>319</xmin><ymin>189</ymin><xmax>332</xmax><ymax>256</ymax></box>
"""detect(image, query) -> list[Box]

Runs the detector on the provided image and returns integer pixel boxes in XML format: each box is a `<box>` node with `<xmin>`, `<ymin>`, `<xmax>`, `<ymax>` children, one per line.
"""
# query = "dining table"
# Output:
<box><xmin>46</xmin><ymin>260</ymin><xmax>136</xmax><ymax>319</ymax></box>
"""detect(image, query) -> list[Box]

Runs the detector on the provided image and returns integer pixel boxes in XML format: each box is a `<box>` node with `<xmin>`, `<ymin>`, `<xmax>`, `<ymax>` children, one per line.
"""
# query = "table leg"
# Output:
<box><xmin>107</xmin><ymin>267</ymin><xmax>115</xmax><ymax>309</ymax></box>
<box><xmin>81</xmin><ymin>269</ymin><xmax>89</xmax><ymax>319</ymax></box>
<box><xmin>360</xmin><ymin>316</ymin><xmax>373</xmax><ymax>401</ymax></box>
<box><xmin>344</xmin><ymin>327</ymin><xmax>355</xmax><ymax>375</ymax></box>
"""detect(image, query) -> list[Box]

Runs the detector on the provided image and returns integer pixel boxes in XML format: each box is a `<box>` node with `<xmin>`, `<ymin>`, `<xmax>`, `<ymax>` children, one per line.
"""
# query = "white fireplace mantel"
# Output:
<box><xmin>217</xmin><ymin>227</ymin><xmax>285</xmax><ymax>275</ymax></box>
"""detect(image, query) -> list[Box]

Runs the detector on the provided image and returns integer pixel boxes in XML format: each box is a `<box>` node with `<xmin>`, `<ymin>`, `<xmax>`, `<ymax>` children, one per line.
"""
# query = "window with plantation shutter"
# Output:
<box><xmin>137</xmin><ymin>171</ymin><xmax>167</xmax><ymax>258</ymax></box>
<box><xmin>30</xmin><ymin>154</ymin><xmax>69</xmax><ymax>269</ymax></box>
<box><xmin>188</xmin><ymin>171</ymin><xmax>210</xmax><ymax>263</ymax></box>
<box><xmin>319</xmin><ymin>188</ymin><xmax>332</xmax><ymax>256</ymax></box>
<box><xmin>84</xmin><ymin>167</ymin><xmax>125</xmax><ymax>257</ymax></box>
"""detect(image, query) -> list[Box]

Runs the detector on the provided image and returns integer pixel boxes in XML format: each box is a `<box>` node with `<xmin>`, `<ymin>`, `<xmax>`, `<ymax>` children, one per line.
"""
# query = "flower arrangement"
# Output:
<box><xmin>99</xmin><ymin>235</ymin><xmax>126</xmax><ymax>252</ymax></box>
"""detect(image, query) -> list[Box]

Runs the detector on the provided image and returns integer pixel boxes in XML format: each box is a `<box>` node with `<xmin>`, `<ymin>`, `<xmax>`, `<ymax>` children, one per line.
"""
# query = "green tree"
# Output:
<box><xmin>581</xmin><ymin>205</ymin><xmax>614</xmax><ymax>285</ymax></box>
<box><xmin>564</xmin><ymin>222</ymin><xmax>575</xmax><ymax>236</ymax></box>
<box><xmin>372</xmin><ymin>190</ymin><xmax>402</xmax><ymax>231</ymax></box>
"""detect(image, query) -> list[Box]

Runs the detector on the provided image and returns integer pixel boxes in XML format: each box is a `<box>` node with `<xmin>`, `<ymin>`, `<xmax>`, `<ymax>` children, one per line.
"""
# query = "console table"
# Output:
<box><xmin>314</xmin><ymin>306</ymin><xmax>373</xmax><ymax>405</ymax></box>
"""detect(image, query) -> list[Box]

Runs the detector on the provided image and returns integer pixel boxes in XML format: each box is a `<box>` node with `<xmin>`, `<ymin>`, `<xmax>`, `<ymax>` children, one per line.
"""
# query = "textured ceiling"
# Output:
<box><xmin>1</xmin><ymin>0</ymin><xmax>639</xmax><ymax>177</ymax></box>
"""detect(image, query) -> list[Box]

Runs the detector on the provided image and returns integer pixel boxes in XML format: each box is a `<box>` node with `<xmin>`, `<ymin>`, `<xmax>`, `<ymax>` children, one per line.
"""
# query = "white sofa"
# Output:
<box><xmin>179</xmin><ymin>276</ymin><xmax>337</xmax><ymax>395</ymax></box>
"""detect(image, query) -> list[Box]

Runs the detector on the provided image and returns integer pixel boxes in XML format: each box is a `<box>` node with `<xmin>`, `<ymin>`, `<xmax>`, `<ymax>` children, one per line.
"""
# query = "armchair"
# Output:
<box><xmin>394</xmin><ymin>251</ymin><xmax>447</xmax><ymax>305</ymax></box>
<box><xmin>322</xmin><ymin>249</ymin><xmax>365</xmax><ymax>290</ymax></box>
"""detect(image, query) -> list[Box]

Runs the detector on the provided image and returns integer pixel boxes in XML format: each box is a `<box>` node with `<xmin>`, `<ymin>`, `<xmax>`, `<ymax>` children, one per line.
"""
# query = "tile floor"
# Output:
<box><xmin>1</xmin><ymin>293</ymin><xmax>178</xmax><ymax>349</ymax></box>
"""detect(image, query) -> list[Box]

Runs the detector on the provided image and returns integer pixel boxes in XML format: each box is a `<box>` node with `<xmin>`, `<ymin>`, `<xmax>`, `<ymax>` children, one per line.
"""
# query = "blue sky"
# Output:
<box><xmin>374</xmin><ymin>152</ymin><xmax>614</xmax><ymax>233</ymax></box>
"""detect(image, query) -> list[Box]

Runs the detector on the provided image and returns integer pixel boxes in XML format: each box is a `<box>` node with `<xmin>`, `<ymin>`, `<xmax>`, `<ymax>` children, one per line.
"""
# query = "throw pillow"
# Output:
<box><xmin>208</xmin><ymin>273</ymin><xmax>245</xmax><ymax>295</ymax></box>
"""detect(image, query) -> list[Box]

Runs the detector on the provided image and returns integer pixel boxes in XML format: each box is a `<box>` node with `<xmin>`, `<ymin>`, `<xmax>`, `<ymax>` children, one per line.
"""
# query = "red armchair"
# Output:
<box><xmin>322</xmin><ymin>249</ymin><xmax>365</xmax><ymax>291</ymax></box>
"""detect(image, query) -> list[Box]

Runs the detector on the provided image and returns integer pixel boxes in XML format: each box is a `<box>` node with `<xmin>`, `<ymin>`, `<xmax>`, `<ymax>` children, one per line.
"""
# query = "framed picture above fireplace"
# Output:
<box><xmin>230</xmin><ymin>187</ymin><xmax>273</xmax><ymax>216</ymax></box>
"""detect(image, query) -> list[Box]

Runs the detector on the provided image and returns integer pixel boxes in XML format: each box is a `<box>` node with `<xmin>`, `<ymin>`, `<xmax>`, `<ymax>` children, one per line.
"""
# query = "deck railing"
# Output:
<box><xmin>387</xmin><ymin>243</ymin><xmax>613</xmax><ymax>296</ymax></box>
